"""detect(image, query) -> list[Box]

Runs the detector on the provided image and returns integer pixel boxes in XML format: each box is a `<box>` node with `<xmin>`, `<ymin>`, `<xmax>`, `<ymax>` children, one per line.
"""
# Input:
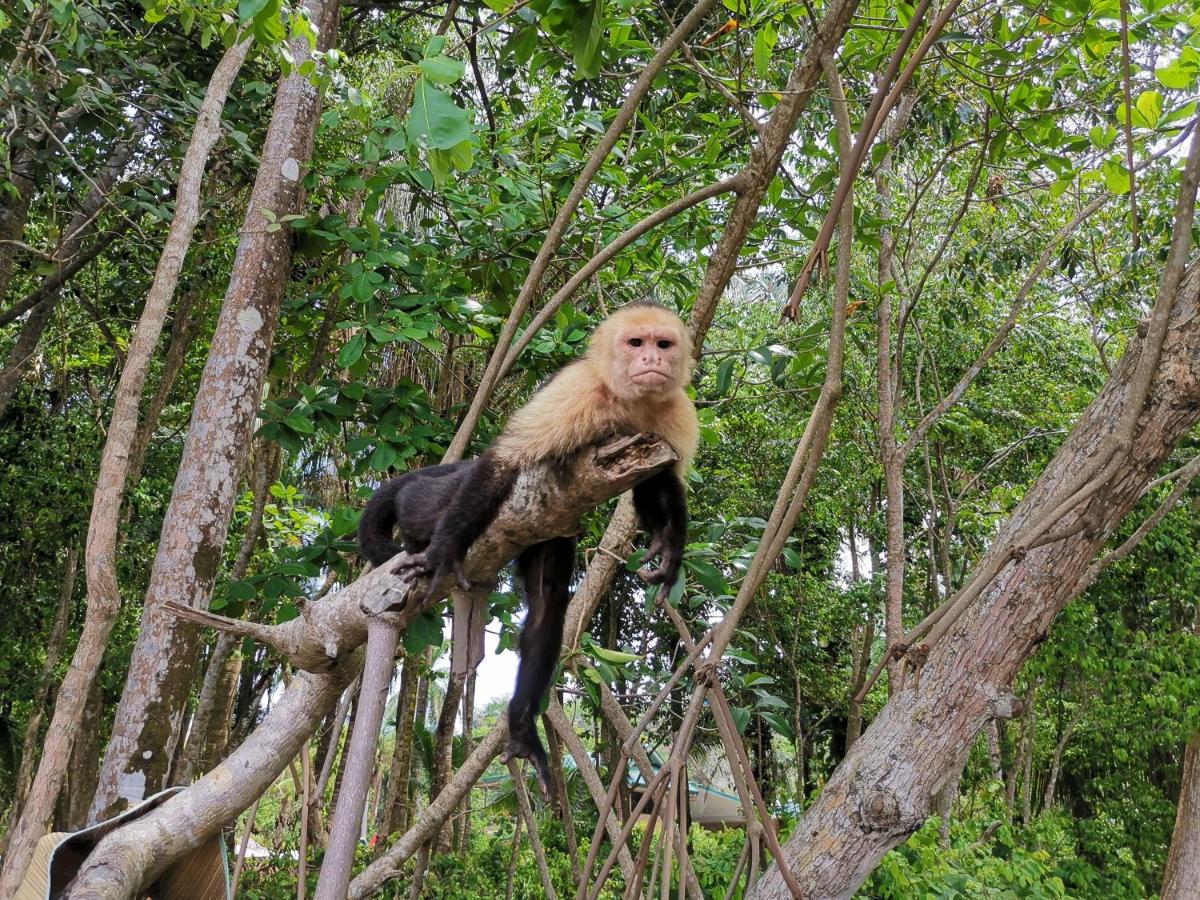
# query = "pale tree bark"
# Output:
<box><xmin>1161</xmin><ymin>600</ymin><xmax>1200</xmax><ymax>899</ymax></box>
<box><xmin>873</xmin><ymin>91</ymin><xmax>918</xmax><ymax>692</ymax></box>
<box><xmin>175</xmin><ymin>439</ymin><xmax>274</xmax><ymax>784</ymax></box>
<box><xmin>89</xmin><ymin>1</ymin><xmax>339</xmax><ymax>822</ymax></box>
<box><xmin>748</xmin><ymin>257</ymin><xmax>1200</xmax><ymax>897</ymax></box>
<box><xmin>0</xmin><ymin>41</ymin><xmax>251</xmax><ymax>895</ymax></box>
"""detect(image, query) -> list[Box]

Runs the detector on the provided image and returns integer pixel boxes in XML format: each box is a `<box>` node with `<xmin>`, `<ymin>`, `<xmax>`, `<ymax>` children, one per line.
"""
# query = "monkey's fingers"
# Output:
<box><xmin>531</xmin><ymin>757</ymin><xmax>556</xmax><ymax>804</ymax></box>
<box><xmin>452</xmin><ymin>562</ymin><xmax>472</xmax><ymax>592</ymax></box>
<box><xmin>391</xmin><ymin>552</ymin><xmax>434</xmax><ymax>577</ymax></box>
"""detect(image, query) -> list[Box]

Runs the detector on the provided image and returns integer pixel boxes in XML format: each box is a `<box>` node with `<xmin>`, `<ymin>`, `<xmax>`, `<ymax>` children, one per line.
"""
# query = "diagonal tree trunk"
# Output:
<box><xmin>89</xmin><ymin>0</ymin><xmax>339</xmax><ymax>822</ymax></box>
<box><xmin>749</xmin><ymin>258</ymin><xmax>1200</xmax><ymax>897</ymax></box>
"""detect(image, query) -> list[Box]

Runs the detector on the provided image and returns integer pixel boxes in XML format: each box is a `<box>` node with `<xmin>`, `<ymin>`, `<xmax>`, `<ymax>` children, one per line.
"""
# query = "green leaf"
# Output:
<box><xmin>592</xmin><ymin>645</ymin><xmax>641</xmax><ymax>665</ymax></box>
<box><xmin>685</xmin><ymin>558</ymin><xmax>729</xmax><ymax>596</ymax></box>
<box><xmin>238</xmin><ymin>0</ymin><xmax>269</xmax><ymax>22</ymax></box>
<box><xmin>1102</xmin><ymin>158</ymin><xmax>1131</xmax><ymax>195</ymax></box>
<box><xmin>409</xmin><ymin>78</ymin><xmax>472</xmax><ymax>150</ymax></box>
<box><xmin>403</xmin><ymin>610</ymin><xmax>443</xmax><ymax>653</ymax></box>
<box><xmin>227</xmin><ymin>580</ymin><xmax>257</xmax><ymax>601</ymax></box>
<box><xmin>284</xmin><ymin>413</ymin><xmax>315</xmax><ymax>434</ymax></box>
<box><xmin>369</xmin><ymin>444</ymin><xmax>398</xmax><ymax>471</ymax></box>
<box><xmin>418</xmin><ymin>55</ymin><xmax>465</xmax><ymax>85</ymax></box>
<box><xmin>760</xmin><ymin>712</ymin><xmax>794</xmax><ymax>739</ymax></box>
<box><xmin>730</xmin><ymin>706</ymin><xmax>751</xmax><ymax>734</ymax></box>
<box><xmin>1133</xmin><ymin>90</ymin><xmax>1163</xmax><ymax>129</ymax></box>
<box><xmin>715</xmin><ymin>357</ymin><xmax>735</xmax><ymax>396</ymax></box>
<box><xmin>1087</xmin><ymin>124</ymin><xmax>1116</xmax><ymax>150</ymax></box>
<box><xmin>753</xmin><ymin>22</ymin><xmax>776</xmax><ymax>79</ymax></box>
<box><xmin>571</xmin><ymin>0</ymin><xmax>605</xmax><ymax>79</ymax></box>
<box><xmin>338</xmin><ymin>332</ymin><xmax>366</xmax><ymax>368</ymax></box>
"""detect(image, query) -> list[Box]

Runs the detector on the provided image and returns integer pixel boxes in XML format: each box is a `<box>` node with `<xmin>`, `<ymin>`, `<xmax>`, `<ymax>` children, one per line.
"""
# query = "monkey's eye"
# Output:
<box><xmin>657</xmin><ymin>340</ymin><xmax>673</xmax><ymax>349</ymax></box>
<box><xmin>628</xmin><ymin>338</ymin><xmax>643</xmax><ymax>347</ymax></box>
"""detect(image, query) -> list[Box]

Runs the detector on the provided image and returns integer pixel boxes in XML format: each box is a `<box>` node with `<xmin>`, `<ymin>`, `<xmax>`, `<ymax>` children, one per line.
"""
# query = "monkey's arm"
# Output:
<box><xmin>632</xmin><ymin>469</ymin><xmax>688</xmax><ymax>586</ymax></box>
<box><xmin>393</xmin><ymin>450</ymin><xmax>518</xmax><ymax>597</ymax></box>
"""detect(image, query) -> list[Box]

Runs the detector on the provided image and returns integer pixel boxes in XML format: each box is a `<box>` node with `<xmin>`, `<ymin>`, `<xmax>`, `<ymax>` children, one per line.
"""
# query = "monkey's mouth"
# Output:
<box><xmin>631</xmin><ymin>369</ymin><xmax>671</xmax><ymax>384</ymax></box>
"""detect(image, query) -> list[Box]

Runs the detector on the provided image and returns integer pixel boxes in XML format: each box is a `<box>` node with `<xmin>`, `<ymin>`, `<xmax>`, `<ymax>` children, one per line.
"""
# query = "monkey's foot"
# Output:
<box><xmin>500</xmin><ymin>735</ymin><xmax>556</xmax><ymax>805</ymax></box>
<box><xmin>635</xmin><ymin>538</ymin><xmax>682</xmax><ymax>587</ymax></box>
<box><xmin>391</xmin><ymin>551</ymin><xmax>473</xmax><ymax>598</ymax></box>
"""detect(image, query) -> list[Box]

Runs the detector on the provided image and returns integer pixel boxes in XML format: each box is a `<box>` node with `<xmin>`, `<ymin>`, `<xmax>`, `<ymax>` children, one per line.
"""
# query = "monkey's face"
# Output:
<box><xmin>610</xmin><ymin>314</ymin><xmax>686</xmax><ymax>398</ymax></box>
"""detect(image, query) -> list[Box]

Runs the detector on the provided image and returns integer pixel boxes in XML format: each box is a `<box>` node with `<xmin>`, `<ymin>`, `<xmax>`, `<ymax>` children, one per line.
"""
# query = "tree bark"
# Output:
<box><xmin>381</xmin><ymin>653</ymin><xmax>418</xmax><ymax>838</ymax></box>
<box><xmin>315</xmin><ymin>619</ymin><xmax>397</xmax><ymax>900</ymax></box>
<box><xmin>64</xmin><ymin>678</ymin><xmax>103</xmax><ymax>833</ymax></box>
<box><xmin>176</xmin><ymin>438</ymin><xmax>274</xmax><ymax>784</ymax></box>
<box><xmin>89</xmin><ymin>3</ymin><xmax>337</xmax><ymax>822</ymax></box>
<box><xmin>431</xmin><ymin>670</ymin><xmax>466</xmax><ymax>852</ymax></box>
<box><xmin>1162</xmin><ymin>733</ymin><xmax>1200</xmax><ymax>899</ymax></box>
<box><xmin>1161</xmin><ymin>602</ymin><xmax>1200</xmax><ymax>899</ymax></box>
<box><xmin>749</xmin><ymin>263</ymin><xmax>1200</xmax><ymax>897</ymax></box>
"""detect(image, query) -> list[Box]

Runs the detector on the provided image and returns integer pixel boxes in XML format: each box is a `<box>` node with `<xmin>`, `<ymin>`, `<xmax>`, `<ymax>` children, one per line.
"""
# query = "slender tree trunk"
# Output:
<box><xmin>750</xmin><ymin>258</ymin><xmax>1200</xmax><ymax>897</ymax></box>
<box><xmin>458</xmin><ymin>672</ymin><xmax>475</xmax><ymax>853</ymax></box>
<box><xmin>64</xmin><ymin>677</ymin><xmax>103</xmax><ymax>832</ymax></box>
<box><xmin>934</xmin><ymin>765</ymin><xmax>962</xmax><ymax>848</ymax></box>
<box><xmin>1162</xmin><ymin>733</ymin><xmax>1200</xmax><ymax>899</ymax></box>
<box><xmin>124</xmin><ymin>284</ymin><xmax>203</xmax><ymax>484</ymax></box>
<box><xmin>846</xmin><ymin>618</ymin><xmax>874</xmax><ymax>750</ymax></box>
<box><xmin>985</xmin><ymin>720</ymin><xmax>1004</xmax><ymax>782</ymax></box>
<box><xmin>90</xmin><ymin>2</ymin><xmax>338</xmax><ymax>821</ymax></box>
<box><xmin>10</xmin><ymin>546</ymin><xmax>79</xmax><ymax>821</ymax></box>
<box><xmin>1041</xmin><ymin>708</ymin><xmax>1081</xmax><ymax>814</ymax></box>
<box><xmin>381</xmin><ymin>656</ymin><xmax>417</xmax><ymax>838</ymax></box>
<box><xmin>1020</xmin><ymin>697</ymin><xmax>1037</xmax><ymax>825</ymax></box>
<box><xmin>431</xmin><ymin>671</ymin><xmax>466</xmax><ymax>852</ymax></box>
<box><xmin>1006</xmin><ymin>687</ymin><xmax>1034</xmax><ymax>813</ymax></box>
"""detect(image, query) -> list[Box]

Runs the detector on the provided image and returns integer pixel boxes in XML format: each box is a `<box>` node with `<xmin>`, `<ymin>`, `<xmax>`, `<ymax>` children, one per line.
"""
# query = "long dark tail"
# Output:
<box><xmin>358</xmin><ymin>476</ymin><xmax>407</xmax><ymax>566</ymax></box>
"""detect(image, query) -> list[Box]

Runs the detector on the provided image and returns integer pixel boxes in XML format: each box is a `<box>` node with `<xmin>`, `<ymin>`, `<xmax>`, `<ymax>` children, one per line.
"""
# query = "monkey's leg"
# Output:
<box><xmin>391</xmin><ymin>451</ymin><xmax>517</xmax><ymax>598</ymax></box>
<box><xmin>632</xmin><ymin>469</ymin><xmax>688</xmax><ymax>587</ymax></box>
<box><xmin>501</xmin><ymin>536</ymin><xmax>576</xmax><ymax>798</ymax></box>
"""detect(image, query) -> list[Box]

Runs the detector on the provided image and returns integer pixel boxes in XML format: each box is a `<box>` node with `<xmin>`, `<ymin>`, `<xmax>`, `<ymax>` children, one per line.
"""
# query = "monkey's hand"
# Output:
<box><xmin>500</xmin><ymin>723</ymin><xmax>556</xmax><ymax>805</ymax></box>
<box><xmin>637</xmin><ymin>536</ymin><xmax>683</xmax><ymax>588</ymax></box>
<box><xmin>391</xmin><ymin>545</ymin><xmax>472</xmax><ymax>600</ymax></box>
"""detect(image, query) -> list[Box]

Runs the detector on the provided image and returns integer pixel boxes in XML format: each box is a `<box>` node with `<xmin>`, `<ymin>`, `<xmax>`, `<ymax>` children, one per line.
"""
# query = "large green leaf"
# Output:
<box><xmin>408</xmin><ymin>77</ymin><xmax>472</xmax><ymax>150</ymax></box>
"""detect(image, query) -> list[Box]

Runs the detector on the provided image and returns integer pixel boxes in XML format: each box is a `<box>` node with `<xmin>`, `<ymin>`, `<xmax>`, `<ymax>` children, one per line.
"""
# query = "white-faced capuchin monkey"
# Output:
<box><xmin>358</xmin><ymin>302</ymin><xmax>699</xmax><ymax>794</ymax></box>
